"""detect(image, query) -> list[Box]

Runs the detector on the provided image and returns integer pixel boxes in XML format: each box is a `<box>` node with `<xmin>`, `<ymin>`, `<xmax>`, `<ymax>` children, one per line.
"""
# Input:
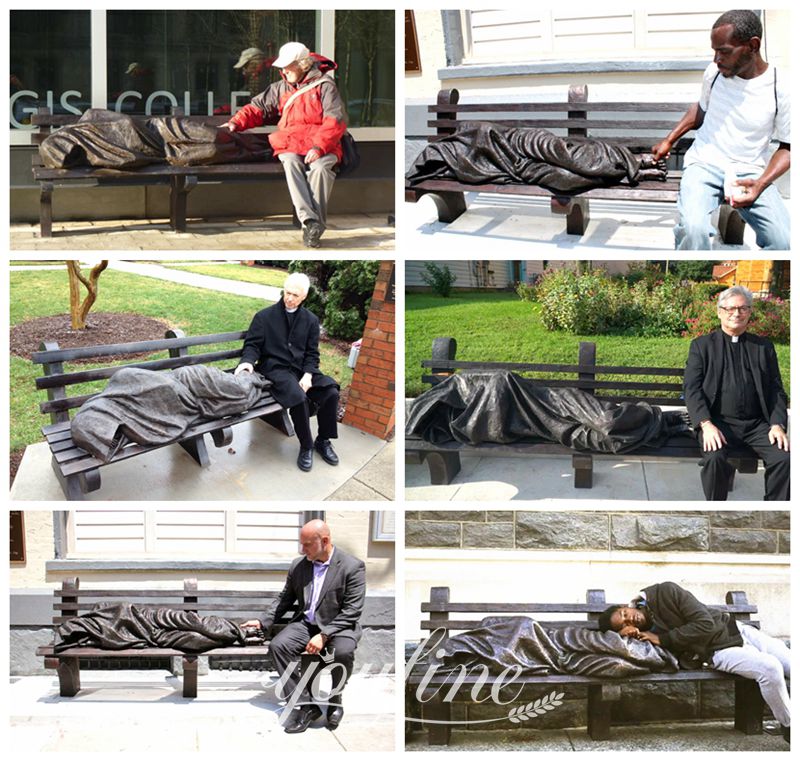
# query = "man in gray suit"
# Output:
<box><xmin>243</xmin><ymin>519</ymin><xmax>366</xmax><ymax>733</ymax></box>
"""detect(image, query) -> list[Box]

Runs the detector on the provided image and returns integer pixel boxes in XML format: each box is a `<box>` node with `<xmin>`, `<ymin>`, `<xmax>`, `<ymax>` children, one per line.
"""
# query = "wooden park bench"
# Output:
<box><xmin>35</xmin><ymin>577</ymin><xmax>320</xmax><ymax>698</ymax></box>
<box><xmin>31</xmin><ymin>328</ymin><xmax>294</xmax><ymax>500</ymax></box>
<box><xmin>405</xmin><ymin>586</ymin><xmax>766</xmax><ymax>745</ymax></box>
<box><xmin>405</xmin><ymin>86</ymin><xmax>746</xmax><ymax>241</ymax></box>
<box><xmin>406</xmin><ymin>337</ymin><xmax>760</xmax><ymax>489</ymax></box>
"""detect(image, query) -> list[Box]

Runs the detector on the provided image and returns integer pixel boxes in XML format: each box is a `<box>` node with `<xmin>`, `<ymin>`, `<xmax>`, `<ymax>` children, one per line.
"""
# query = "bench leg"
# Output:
<box><xmin>179</xmin><ymin>435</ymin><xmax>211</xmax><ymax>467</ymax></box>
<box><xmin>259</xmin><ymin>409</ymin><xmax>295</xmax><ymax>437</ymax></box>
<box><xmin>54</xmin><ymin>656</ymin><xmax>81</xmax><ymax>697</ymax></box>
<box><xmin>183</xmin><ymin>656</ymin><xmax>198</xmax><ymax>698</ymax></box>
<box><xmin>587</xmin><ymin>684</ymin><xmax>618</xmax><ymax>740</ymax></box>
<box><xmin>424</xmin><ymin>695</ymin><xmax>452</xmax><ymax>746</ymax></box>
<box><xmin>734</xmin><ymin>678</ymin><xmax>764</xmax><ymax>734</ymax></box>
<box><xmin>718</xmin><ymin>204</ymin><xmax>745</xmax><ymax>245</ymax></box>
<box><xmin>40</xmin><ymin>181</ymin><xmax>54</xmax><ymax>238</ymax></box>
<box><xmin>425</xmin><ymin>452</ymin><xmax>461</xmax><ymax>485</ymax></box>
<box><xmin>170</xmin><ymin>175</ymin><xmax>198</xmax><ymax>232</ymax></box>
<box><xmin>428</xmin><ymin>191</ymin><xmax>467</xmax><ymax>223</ymax></box>
<box><xmin>51</xmin><ymin>457</ymin><xmax>89</xmax><ymax>501</ymax></box>
<box><xmin>551</xmin><ymin>196</ymin><xmax>590</xmax><ymax>235</ymax></box>
<box><xmin>572</xmin><ymin>453</ymin><xmax>594</xmax><ymax>488</ymax></box>
<box><xmin>210</xmin><ymin>427</ymin><xmax>233</xmax><ymax>448</ymax></box>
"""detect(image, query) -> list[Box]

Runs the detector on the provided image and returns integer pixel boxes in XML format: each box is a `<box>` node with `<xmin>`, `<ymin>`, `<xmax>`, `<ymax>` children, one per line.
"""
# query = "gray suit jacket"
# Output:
<box><xmin>260</xmin><ymin>548</ymin><xmax>366</xmax><ymax>642</ymax></box>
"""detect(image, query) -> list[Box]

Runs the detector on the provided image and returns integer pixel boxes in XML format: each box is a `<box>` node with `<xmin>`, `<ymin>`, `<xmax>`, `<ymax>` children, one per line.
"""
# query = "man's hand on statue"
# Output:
<box><xmin>304</xmin><ymin>148</ymin><xmax>322</xmax><ymax>164</ymax></box>
<box><xmin>635</xmin><ymin>631</ymin><xmax>661</xmax><ymax>646</ymax></box>
<box><xmin>305</xmin><ymin>633</ymin><xmax>326</xmax><ymax>654</ymax></box>
<box><xmin>701</xmin><ymin>421</ymin><xmax>727</xmax><ymax>452</ymax></box>
<box><xmin>618</xmin><ymin>625</ymin><xmax>640</xmax><ymax>638</ymax></box>
<box><xmin>728</xmin><ymin>177</ymin><xmax>764</xmax><ymax>208</ymax></box>
<box><xmin>235</xmin><ymin>362</ymin><xmax>254</xmax><ymax>376</ymax></box>
<box><xmin>241</xmin><ymin>619</ymin><xmax>262</xmax><ymax>630</ymax></box>
<box><xmin>651</xmin><ymin>140</ymin><xmax>672</xmax><ymax>162</ymax></box>
<box><xmin>769</xmin><ymin>424</ymin><xmax>790</xmax><ymax>452</ymax></box>
<box><xmin>299</xmin><ymin>373</ymin><xmax>313</xmax><ymax>392</ymax></box>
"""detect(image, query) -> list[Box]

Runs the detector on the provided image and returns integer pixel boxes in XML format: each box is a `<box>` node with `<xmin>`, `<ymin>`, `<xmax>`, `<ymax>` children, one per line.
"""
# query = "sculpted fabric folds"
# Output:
<box><xmin>406</xmin><ymin>371</ymin><xmax>689</xmax><ymax>452</ymax></box>
<box><xmin>55</xmin><ymin>603</ymin><xmax>247</xmax><ymax>653</ymax></box>
<box><xmin>431</xmin><ymin>616</ymin><xmax>680</xmax><ymax>678</ymax></box>
<box><xmin>70</xmin><ymin>365</ymin><xmax>269</xmax><ymax>462</ymax></box>
<box><xmin>406</xmin><ymin>122</ymin><xmax>661</xmax><ymax>192</ymax></box>
<box><xmin>40</xmin><ymin>109</ymin><xmax>273</xmax><ymax>169</ymax></box>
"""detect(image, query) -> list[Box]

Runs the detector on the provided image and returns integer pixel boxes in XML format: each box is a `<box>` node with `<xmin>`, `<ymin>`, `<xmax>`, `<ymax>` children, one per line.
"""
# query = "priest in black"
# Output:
<box><xmin>683</xmin><ymin>285</ymin><xmax>789</xmax><ymax>500</ymax></box>
<box><xmin>236</xmin><ymin>272</ymin><xmax>340</xmax><ymax>471</ymax></box>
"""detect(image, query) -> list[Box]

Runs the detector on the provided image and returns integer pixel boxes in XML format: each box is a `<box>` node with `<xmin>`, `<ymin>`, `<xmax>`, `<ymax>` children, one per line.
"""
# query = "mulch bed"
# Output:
<box><xmin>10</xmin><ymin>312</ymin><xmax>173</xmax><ymax>362</ymax></box>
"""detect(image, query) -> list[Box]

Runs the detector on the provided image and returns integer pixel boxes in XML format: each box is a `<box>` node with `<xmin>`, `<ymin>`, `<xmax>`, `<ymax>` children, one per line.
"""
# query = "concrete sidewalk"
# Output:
<box><xmin>12</xmin><ymin>423</ymin><xmax>395</xmax><ymax>501</ymax></box>
<box><xmin>406</xmin><ymin>451</ymin><xmax>765</xmax><ymax>501</ymax></box>
<box><xmin>10</xmin><ymin>671</ymin><xmax>396</xmax><ymax>753</ymax></box>
<box><xmin>405</xmin><ymin>721</ymin><xmax>788</xmax><ymax>751</ymax></box>
<box><xmin>11</xmin><ymin>213</ymin><xmax>394</xmax><ymax>251</ymax></box>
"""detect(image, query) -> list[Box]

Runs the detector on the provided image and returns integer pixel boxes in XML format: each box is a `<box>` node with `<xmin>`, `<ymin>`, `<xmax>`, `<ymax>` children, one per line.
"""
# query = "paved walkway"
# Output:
<box><xmin>11</xmin><ymin>213</ymin><xmax>395</xmax><ymax>250</ymax></box>
<box><xmin>10</xmin><ymin>671</ymin><xmax>396</xmax><ymax>753</ymax></box>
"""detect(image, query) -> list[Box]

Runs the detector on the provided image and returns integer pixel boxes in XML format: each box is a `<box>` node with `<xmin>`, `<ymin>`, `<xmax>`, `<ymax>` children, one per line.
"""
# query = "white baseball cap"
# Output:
<box><xmin>273</xmin><ymin>41</ymin><xmax>310</xmax><ymax>68</ymax></box>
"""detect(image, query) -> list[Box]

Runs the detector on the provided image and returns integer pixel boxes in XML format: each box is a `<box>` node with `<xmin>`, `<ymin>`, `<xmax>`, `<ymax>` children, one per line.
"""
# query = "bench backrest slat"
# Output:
<box><xmin>429</xmin><ymin>118</ymin><xmax>683</xmax><ymax>133</ymax></box>
<box><xmin>427</xmin><ymin>101</ymin><xmax>693</xmax><ymax>114</ymax></box>
<box><xmin>421</xmin><ymin>359</ymin><xmax>683</xmax><ymax>377</ymax></box>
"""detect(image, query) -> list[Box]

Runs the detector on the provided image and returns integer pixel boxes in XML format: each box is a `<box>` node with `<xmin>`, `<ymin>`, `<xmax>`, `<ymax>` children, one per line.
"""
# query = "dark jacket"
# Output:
<box><xmin>683</xmin><ymin>330</ymin><xmax>788</xmax><ymax>429</ymax></box>
<box><xmin>240</xmin><ymin>300</ymin><xmax>337</xmax><ymax>408</ymax></box>
<box><xmin>260</xmin><ymin>548</ymin><xmax>366</xmax><ymax>642</ymax></box>
<box><xmin>642</xmin><ymin>581</ymin><xmax>742</xmax><ymax>664</ymax></box>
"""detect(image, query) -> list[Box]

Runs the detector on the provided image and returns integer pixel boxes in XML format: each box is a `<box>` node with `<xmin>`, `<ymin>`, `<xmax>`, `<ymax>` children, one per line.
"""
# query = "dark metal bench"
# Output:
<box><xmin>31</xmin><ymin>328</ymin><xmax>294</xmax><ymax>500</ymax></box>
<box><xmin>406</xmin><ymin>86</ymin><xmax>745</xmax><ymax>241</ymax></box>
<box><xmin>405</xmin><ymin>337</ymin><xmax>759</xmax><ymax>489</ymax></box>
<box><xmin>405</xmin><ymin>586</ymin><xmax>765</xmax><ymax>745</ymax></box>
<box><xmin>30</xmin><ymin>108</ymin><xmax>293</xmax><ymax>238</ymax></box>
<box><xmin>35</xmin><ymin>576</ymin><xmax>317</xmax><ymax>698</ymax></box>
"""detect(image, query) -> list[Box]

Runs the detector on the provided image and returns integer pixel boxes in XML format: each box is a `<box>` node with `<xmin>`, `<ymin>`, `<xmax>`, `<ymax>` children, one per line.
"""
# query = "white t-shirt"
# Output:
<box><xmin>684</xmin><ymin>62</ymin><xmax>790</xmax><ymax>174</ymax></box>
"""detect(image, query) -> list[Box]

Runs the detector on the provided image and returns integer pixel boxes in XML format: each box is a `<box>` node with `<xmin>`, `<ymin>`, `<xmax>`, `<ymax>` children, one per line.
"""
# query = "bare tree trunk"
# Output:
<box><xmin>66</xmin><ymin>261</ymin><xmax>109</xmax><ymax>329</ymax></box>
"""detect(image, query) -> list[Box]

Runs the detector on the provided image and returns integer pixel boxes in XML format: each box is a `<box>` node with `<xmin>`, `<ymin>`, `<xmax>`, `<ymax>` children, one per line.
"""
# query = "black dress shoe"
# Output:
<box><xmin>297</xmin><ymin>448</ymin><xmax>313</xmax><ymax>472</ymax></box>
<box><xmin>314</xmin><ymin>438</ymin><xmax>339</xmax><ymax>466</ymax></box>
<box><xmin>326</xmin><ymin>703</ymin><xmax>344</xmax><ymax>730</ymax></box>
<box><xmin>783</xmin><ymin>725</ymin><xmax>790</xmax><ymax>744</ymax></box>
<box><xmin>283</xmin><ymin>704</ymin><xmax>322</xmax><ymax>734</ymax></box>
<box><xmin>303</xmin><ymin>220</ymin><xmax>323</xmax><ymax>248</ymax></box>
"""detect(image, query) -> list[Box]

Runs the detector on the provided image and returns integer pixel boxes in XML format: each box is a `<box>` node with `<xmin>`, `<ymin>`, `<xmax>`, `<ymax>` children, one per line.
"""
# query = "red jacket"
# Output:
<box><xmin>228</xmin><ymin>55</ymin><xmax>346</xmax><ymax>163</ymax></box>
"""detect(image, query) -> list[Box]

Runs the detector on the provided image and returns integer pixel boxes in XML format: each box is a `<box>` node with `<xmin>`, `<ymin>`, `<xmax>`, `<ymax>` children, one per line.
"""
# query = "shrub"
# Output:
<box><xmin>420</xmin><ymin>262</ymin><xmax>457</xmax><ymax>297</ymax></box>
<box><xmin>515</xmin><ymin>281</ymin><xmax>538</xmax><ymax>302</ymax></box>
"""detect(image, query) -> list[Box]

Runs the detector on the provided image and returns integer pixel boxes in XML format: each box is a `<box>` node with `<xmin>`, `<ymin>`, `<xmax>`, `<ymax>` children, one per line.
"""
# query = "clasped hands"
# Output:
<box><xmin>240</xmin><ymin>620</ymin><xmax>327</xmax><ymax>654</ymax></box>
<box><xmin>617</xmin><ymin>625</ymin><xmax>661</xmax><ymax>645</ymax></box>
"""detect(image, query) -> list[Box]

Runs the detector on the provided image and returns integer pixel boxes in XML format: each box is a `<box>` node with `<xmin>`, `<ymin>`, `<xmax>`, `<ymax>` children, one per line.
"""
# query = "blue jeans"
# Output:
<box><xmin>675</xmin><ymin>162</ymin><xmax>791</xmax><ymax>250</ymax></box>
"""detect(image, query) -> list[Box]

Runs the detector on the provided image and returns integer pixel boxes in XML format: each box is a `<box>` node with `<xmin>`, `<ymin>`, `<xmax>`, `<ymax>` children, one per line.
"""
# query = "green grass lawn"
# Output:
<box><xmin>10</xmin><ymin>269</ymin><xmax>351</xmax><ymax>453</ymax></box>
<box><xmin>160</xmin><ymin>262</ymin><xmax>289</xmax><ymax>288</ymax></box>
<box><xmin>405</xmin><ymin>291</ymin><xmax>791</xmax><ymax>399</ymax></box>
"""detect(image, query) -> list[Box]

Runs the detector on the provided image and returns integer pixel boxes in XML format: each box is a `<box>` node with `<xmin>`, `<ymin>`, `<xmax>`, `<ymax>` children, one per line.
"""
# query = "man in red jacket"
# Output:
<box><xmin>224</xmin><ymin>41</ymin><xmax>347</xmax><ymax>248</ymax></box>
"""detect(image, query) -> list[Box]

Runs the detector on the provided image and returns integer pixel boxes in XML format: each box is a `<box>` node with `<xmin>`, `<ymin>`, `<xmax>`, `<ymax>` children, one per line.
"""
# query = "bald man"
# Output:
<box><xmin>243</xmin><ymin>520</ymin><xmax>366</xmax><ymax>733</ymax></box>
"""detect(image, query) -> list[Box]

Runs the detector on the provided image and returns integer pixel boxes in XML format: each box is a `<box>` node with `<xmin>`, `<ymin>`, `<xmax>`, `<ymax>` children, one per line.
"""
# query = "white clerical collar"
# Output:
<box><xmin>285</xmin><ymin>306</ymin><xmax>299</xmax><ymax>314</ymax></box>
<box><xmin>731</xmin><ymin>335</ymin><xmax>739</xmax><ymax>343</ymax></box>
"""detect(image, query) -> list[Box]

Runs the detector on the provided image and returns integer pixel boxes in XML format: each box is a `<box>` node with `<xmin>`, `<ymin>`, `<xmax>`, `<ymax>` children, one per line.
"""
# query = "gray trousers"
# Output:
<box><xmin>711</xmin><ymin>621</ymin><xmax>791</xmax><ymax>726</ymax></box>
<box><xmin>278</xmin><ymin>152</ymin><xmax>338</xmax><ymax>229</ymax></box>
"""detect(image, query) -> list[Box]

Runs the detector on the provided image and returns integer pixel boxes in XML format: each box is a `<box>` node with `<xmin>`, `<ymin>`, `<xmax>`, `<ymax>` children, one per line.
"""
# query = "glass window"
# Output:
<box><xmin>335</xmin><ymin>10</ymin><xmax>395</xmax><ymax>127</ymax></box>
<box><xmin>10</xmin><ymin>10</ymin><xmax>91</xmax><ymax>129</ymax></box>
<box><xmin>106</xmin><ymin>10</ymin><xmax>316</xmax><ymax>116</ymax></box>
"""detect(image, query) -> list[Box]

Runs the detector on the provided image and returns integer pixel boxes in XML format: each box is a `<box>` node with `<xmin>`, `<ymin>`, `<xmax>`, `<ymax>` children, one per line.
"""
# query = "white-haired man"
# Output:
<box><xmin>236</xmin><ymin>272</ymin><xmax>340</xmax><ymax>471</ymax></box>
<box><xmin>224</xmin><ymin>41</ymin><xmax>347</xmax><ymax>248</ymax></box>
<box><xmin>684</xmin><ymin>285</ymin><xmax>789</xmax><ymax>500</ymax></box>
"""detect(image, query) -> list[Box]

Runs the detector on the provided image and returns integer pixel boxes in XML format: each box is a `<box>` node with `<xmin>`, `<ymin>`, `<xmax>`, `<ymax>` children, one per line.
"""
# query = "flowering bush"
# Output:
<box><xmin>682</xmin><ymin>294</ymin><xmax>790</xmax><ymax>342</ymax></box>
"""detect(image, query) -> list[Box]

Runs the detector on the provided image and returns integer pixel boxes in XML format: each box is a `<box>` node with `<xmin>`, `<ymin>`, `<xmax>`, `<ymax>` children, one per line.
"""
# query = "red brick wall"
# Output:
<box><xmin>343</xmin><ymin>261</ymin><xmax>395</xmax><ymax>439</ymax></box>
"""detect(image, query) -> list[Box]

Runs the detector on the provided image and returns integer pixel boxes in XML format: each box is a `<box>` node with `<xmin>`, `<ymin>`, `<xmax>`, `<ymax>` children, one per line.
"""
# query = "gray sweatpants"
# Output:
<box><xmin>711</xmin><ymin>621</ymin><xmax>791</xmax><ymax>726</ymax></box>
<box><xmin>278</xmin><ymin>152</ymin><xmax>338</xmax><ymax>229</ymax></box>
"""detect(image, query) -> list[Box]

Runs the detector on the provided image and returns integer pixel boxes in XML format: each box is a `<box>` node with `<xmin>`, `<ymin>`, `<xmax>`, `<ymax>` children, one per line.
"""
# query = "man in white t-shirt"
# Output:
<box><xmin>652</xmin><ymin>10</ymin><xmax>790</xmax><ymax>250</ymax></box>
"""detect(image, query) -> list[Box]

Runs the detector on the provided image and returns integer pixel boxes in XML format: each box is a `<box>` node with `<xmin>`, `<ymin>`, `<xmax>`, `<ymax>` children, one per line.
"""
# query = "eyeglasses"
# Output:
<box><xmin>718</xmin><ymin>305</ymin><xmax>751</xmax><ymax>314</ymax></box>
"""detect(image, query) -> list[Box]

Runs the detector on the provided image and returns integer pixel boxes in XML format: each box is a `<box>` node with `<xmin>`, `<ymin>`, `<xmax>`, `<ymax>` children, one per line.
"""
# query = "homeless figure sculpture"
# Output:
<box><xmin>39</xmin><ymin>109</ymin><xmax>273</xmax><ymax>170</ymax></box>
<box><xmin>405</xmin><ymin>371</ymin><xmax>690</xmax><ymax>452</ymax></box>
<box><xmin>429</xmin><ymin>616</ymin><xmax>680</xmax><ymax>678</ymax></box>
<box><xmin>54</xmin><ymin>603</ymin><xmax>262</xmax><ymax>653</ymax></box>
<box><xmin>70</xmin><ymin>365</ymin><xmax>268</xmax><ymax>462</ymax></box>
<box><xmin>406</xmin><ymin>122</ymin><xmax>668</xmax><ymax>193</ymax></box>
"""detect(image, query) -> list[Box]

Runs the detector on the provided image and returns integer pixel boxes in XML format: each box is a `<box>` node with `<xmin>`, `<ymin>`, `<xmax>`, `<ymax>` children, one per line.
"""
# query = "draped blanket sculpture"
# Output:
<box><xmin>430</xmin><ymin>616</ymin><xmax>681</xmax><ymax>678</ymax></box>
<box><xmin>406</xmin><ymin>122</ymin><xmax>668</xmax><ymax>192</ymax></box>
<box><xmin>71</xmin><ymin>365</ymin><xmax>268</xmax><ymax>462</ymax></box>
<box><xmin>54</xmin><ymin>603</ymin><xmax>258</xmax><ymax>653</ymax></box>
<box><xmin>40</xmin><ymin>109</ymin><xmax>273</xmax><ymax>169</ymax></box>
<box><xmin>406</xmin><ymin>371</ymin><xmax>690</xmax><ymax>452</ymax></box>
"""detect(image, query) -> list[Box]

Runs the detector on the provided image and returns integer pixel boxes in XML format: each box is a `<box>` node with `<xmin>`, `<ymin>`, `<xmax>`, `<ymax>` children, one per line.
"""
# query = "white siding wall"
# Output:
<box><xmin>406</xmin><ymin>261</ymin><xmax>513</xmax><ymax>289</ymax></box>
